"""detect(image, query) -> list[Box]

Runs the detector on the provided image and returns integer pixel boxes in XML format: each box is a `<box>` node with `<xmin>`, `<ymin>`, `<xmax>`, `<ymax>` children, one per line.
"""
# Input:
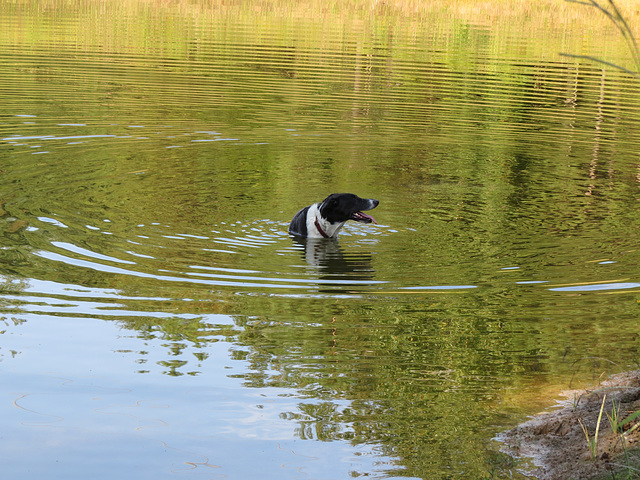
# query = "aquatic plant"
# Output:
<box><xmin>578</xmin><ymin>394</ymin><xmax>606</xmax><ymax>461</ymax></box>
<box><xmin>562</xmin><ymin>0</ymin><xmax>640</xmax><ymax>78</ymax></box>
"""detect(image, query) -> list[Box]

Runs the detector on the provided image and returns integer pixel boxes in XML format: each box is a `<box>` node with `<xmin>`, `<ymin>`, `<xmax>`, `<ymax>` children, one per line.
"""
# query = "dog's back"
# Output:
<box><xmin>288</xmin><ymin>206</ymin><xmax>310</xmax><ymax>237</ymax></box>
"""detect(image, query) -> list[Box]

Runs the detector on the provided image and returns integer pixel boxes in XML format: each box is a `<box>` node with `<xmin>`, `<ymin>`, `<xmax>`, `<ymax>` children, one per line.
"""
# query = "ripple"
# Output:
<box><xmin>22</xmin><ymin>212</ymin><xmax>640</xmax><ymax>301</ymax></box>
<box><xmin>2</xmin><ymin>294</ymin><xmax>205</xmax><ymax>319</ymax></box>
<box><xmin>548</xmin><ymin>282</ymin><xmax>640</xmax><ymax>292</ymax></box>
<box><xmin>38</xmin><ymin>216</ymin><xmax>69</xmax><ymax>228</ymax></box>
<box><xmin>2</xmin><ymin>134</ymin><xmax>117</xmax><ymax>141</ymax></box>
<box><xmin>184</xmin><ymin>268</ymin><xmax>385</xmax><ymax>286</ymax></box>
<box><xmin>34</xmin><ymin>250</ymin><xmax>313</xmax><ymax>290</ymax></box>
<box><xmin>52</xmin><ymin>241</ymin><xmax>137</xmax><ymax>265</ymax></box>
<box><xmin>398</xmin><ymin>285</ymin><xmax>479</xmax><ymax>290</ymax></box>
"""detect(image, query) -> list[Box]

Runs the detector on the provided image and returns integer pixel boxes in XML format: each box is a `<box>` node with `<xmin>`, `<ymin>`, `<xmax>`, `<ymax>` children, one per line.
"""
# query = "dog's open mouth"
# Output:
<box><xmin>351</xmin><ymin>211</ymin><xmax>377</xmax><ymax>224</ymax></box>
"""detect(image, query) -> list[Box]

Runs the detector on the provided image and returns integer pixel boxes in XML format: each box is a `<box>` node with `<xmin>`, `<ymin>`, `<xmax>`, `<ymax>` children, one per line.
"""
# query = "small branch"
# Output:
<box><xmin>559</xmin><ymin>53</ymin><xmax>640</xmax><ymax>79</ymax></box>
<box><xmin>563</xmin><ymin>0</ymin><xmax>640</xmax><ymax>77</ymax></box>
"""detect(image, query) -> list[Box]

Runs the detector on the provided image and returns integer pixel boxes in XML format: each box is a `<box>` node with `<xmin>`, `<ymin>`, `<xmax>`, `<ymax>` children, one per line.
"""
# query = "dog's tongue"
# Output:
<box><xmin>353</xmin><ymin>211</ymin><xmax>377</xmax><ymax>224</ymax></box>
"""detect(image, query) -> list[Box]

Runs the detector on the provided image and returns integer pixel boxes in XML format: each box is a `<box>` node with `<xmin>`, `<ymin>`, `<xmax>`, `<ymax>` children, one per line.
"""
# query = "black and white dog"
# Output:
<box><xmin>288</xmin><ymin>193</ymin><xmax>379</xmax><ymax>238</ymax></box>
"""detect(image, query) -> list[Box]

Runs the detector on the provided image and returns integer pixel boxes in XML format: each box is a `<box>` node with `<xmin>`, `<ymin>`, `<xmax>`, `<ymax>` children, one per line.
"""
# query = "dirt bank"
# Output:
<box><xmin>499</xmin><ymin>371</ymin><xmax>640</xmax><ymax>480</ymax></box>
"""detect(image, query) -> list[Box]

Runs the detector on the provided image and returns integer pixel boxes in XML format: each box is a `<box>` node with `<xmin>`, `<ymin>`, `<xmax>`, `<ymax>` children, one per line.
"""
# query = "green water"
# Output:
<box><xmin>2</xmin><ymin>1</ymin><xmax>640</xmax><ymax>478</ymax></box>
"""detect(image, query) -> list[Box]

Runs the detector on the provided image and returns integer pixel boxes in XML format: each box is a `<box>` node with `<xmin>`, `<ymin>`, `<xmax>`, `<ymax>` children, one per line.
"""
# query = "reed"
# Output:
<box><xmin>608</xmin><ymin>399</ymin><xmax>640</xmax><ymax>435</ymax></box>
<box><xmin>578</xmin><ymin>394</ymin><xmax>606</xmax><ymax>461</ymax></box>
<box><xmin>562</xmin><ymin>0</ymin><xmax>640</xmax><ymax>78</ymax></box>
<box><xmin>607</xmin><ymin>398</ymin><xmax>623</xmax><ymax>434</ymax></box>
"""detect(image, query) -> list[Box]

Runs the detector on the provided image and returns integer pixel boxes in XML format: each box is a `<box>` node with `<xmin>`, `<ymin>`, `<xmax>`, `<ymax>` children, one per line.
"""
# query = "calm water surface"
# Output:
<box><xmin>2</xmin><ymin>1</ymin><xmax>640</xmax><ymax>479</ymax></box>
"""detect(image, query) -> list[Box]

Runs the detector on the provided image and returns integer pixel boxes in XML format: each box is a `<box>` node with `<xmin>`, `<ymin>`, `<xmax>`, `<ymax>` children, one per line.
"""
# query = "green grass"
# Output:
<box><xmin>579</xmin><ymin>394</ymin><xmax>607</xmax><ymax>461</ymax></box>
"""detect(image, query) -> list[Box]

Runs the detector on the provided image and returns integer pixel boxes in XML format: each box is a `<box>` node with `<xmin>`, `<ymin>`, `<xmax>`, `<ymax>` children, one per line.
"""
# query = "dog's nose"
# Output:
<box><xmin>371</xmin><ymin>199</ymin><xmax>379</xmax><ymax>207</ymax></box>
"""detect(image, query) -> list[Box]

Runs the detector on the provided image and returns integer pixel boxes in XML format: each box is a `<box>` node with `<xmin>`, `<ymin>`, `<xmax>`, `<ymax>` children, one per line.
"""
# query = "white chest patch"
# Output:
<box><xmin>305</xmin><ymin>203</ymin><xmax>345</xmax><ymax>238</ymax></box>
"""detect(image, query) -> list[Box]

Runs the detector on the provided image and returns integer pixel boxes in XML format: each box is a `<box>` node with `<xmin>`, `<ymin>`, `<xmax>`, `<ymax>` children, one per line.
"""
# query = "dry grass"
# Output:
<box><xmin>6</xmin><ymin>0</ymin><xmax>640</xmax><ymax>27</ymax></box>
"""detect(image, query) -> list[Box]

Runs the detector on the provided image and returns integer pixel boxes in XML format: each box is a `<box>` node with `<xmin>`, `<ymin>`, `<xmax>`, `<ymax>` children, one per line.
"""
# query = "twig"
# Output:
<box><xmin>562</xmin><ymin>0</ymin><xmax>640</xmax><ymax>78</ymax></box>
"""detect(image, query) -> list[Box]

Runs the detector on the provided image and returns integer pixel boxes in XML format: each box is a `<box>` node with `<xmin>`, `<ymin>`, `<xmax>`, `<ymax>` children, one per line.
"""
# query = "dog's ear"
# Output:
<box><xmin>321</xmin><ymin>195</ymin><xmax>338</xmax><ymax>209</ymax></box>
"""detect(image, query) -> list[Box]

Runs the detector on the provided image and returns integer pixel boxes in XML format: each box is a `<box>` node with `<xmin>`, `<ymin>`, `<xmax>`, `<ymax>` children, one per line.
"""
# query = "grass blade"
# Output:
<box><xmin>564</xmin><ymin>0</ymin><xmax>640</xmax><ymax>77</ymax></box>
<box><xmin>594</xmin><ymin>394</ymin><xmax>606</xmax><ymax>452</ymax></box>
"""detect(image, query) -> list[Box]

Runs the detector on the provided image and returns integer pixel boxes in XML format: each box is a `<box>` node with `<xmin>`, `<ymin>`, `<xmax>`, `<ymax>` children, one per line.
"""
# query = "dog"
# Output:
<box><xmin>288</xmin><ymin>193</ymin><xmax>379</xmax><ymax>238</ymax></box>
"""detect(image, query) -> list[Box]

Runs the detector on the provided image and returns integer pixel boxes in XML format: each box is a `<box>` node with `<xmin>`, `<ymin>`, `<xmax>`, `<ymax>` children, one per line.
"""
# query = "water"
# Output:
<box><xmin>2</xmin><ymin>1</ymin><xmax>640</xmax><ymax>478</ymax></box>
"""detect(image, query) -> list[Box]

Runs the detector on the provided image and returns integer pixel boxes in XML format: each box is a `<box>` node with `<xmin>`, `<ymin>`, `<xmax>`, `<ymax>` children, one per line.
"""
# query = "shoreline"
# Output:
<box><xmin>499</xmin><ymin>370</ymin><xmax>640</xmax><ymax>480</ymax></box>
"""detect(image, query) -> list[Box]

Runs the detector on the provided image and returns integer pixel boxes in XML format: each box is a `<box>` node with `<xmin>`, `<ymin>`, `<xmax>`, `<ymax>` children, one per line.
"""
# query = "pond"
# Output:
<box><xmin>2</xmin><ymin>1</ymin><xmax>640</xmax><ymax>478</ymax></box>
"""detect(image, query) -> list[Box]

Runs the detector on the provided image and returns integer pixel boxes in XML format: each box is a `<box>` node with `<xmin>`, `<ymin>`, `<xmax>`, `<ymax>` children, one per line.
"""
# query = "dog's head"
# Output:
<box><xmin>319</xmin><ymin>193</ymin><xmax>379</xmax><ymax>225</ymax></box>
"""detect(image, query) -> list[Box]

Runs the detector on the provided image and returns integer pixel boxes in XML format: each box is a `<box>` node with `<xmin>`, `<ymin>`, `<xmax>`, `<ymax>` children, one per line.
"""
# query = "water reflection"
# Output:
<box><xmin>292</xmin><ymin>236</ymin><xmax>375</xmax><ymax>278</ymax></box>
<box><xmin>3</xmin><ymin>0</ymin><xmax>640</xmax><ymax>479</ymax></box>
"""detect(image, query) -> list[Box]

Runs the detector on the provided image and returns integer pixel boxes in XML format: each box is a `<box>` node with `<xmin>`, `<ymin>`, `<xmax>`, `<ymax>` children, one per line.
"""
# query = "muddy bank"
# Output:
<box><xmin>499</xmin><ymin>371</ymin><xmax>640</xmax><ymax>480</ymax></box>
